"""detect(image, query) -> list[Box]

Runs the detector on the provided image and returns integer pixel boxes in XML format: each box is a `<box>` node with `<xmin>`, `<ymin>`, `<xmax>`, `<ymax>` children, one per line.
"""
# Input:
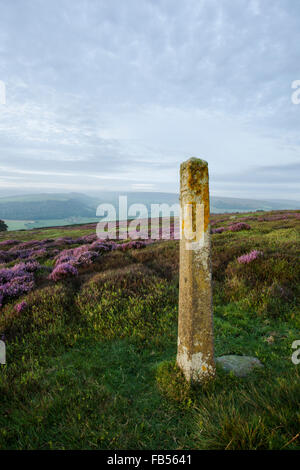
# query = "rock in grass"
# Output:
<box><xmin>216</xmin><ymin>355</ymin><xmax>263</xmax><ymax>377</ymax></box>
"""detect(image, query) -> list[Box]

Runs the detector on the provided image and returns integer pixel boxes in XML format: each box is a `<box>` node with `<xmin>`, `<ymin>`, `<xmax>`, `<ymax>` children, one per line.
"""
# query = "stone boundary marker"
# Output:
<box><xmin>177</xmin><ymin>157</ymin><xmax>215</xmax><ymax>382</ymax></box>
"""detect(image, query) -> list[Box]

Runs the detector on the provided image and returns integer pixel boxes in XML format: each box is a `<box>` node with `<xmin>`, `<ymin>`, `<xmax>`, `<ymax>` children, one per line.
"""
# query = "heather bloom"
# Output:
<box><xmin>54</xmin><ymin>242</ymin><xmax>111</xmax><ymax>268</ymax></box>
<box><xmin>54</xmin><ymin>252</ymin><xmax>77</xmax><ymax>267</ymax></box>
<box><xmin>258</xmin><ymin>212</ymin><xmax>300</xmax><ymax>222</ymax></box>
<box><xmin>0</xmin><ymin>268</ymin><xmax>15</xmax><ymax>283</ymax></box>
<box><xmin>72</xmin><ymin>245</ymin><xmax>91</xmax><ymax>257</ymax></box>
<box><xmin>75</xmin><ymin>250</ymin><xmax>99</xmax><ymax>266</ymax></box>
<box><xmin>10</xmin><ymin>249</ymin><xmax>33</xmax><ymax>260</ymax></box>
<box><xmin>74</xmin><ymin>234</ymin><xmax>97</xmax><ymax>244</ymax></box>
<box><xmin>117</xmin><ymin>240</ymin><xmax>150</xmax><ymax>251</ymax></box>
<box><xmin>49</xmin><ymin>263</ymin><xmax>78</xmax><ymax>281</ymax></box>
<box><xmin>212</xmin><ymin>227</ymin><xmax>225</xmax><ymax>234</ymax></box>
<box><xmin>15</xmin><ymin>300</ymin><xmax>28</xmax><ymax>313</ymax></box>
<box><xmin>0</xmin><ymin>273</ymin><xmax>34</xmax><ymax>300</ymax></box>
<box><xmin>7</xmin><ymin>240</ymin><xmax>52</xmax><ymax>262</ymax></box>
<box><xmin>32</xmin><ymin>248</ymin><xmax>47</xmax><ymax>258</ymax></box>
<box><xmin>23</xmin><ymin>261</ymin><xmax>40</xmax><ymax>272</ymax></box>
<box><xmin>53</xmin><ymin>237</ymin><xmax>77</xmax><ymax>247</ymax></box>
<box><xmin>0</xmin><ymin>239</ymin><xmax>19</xmax><ymax>248</ymax></box>
<box><xmin>18</xmin><ymin>240</ymin><xmax>39</xmax><ymax>248</ymax></box>
<box><xmin>0</xmin><ymin>251</ymin><xmax>14</xmax><ymax>264</ymax></box>
<box><xmin>0</xmin><ymin>262</ymin><xmax>40</xmax><ymax>308</ymax></box>
<box><xmin>90</xmin><ymin>241</ymin><xmax>112</xmax><ymax>252</ymax></box>
<box><xmin>237</xmin><ymin>250</ymin><xmax>263</xmax><ymax>264</ymax></box>
<box><xmin>228</xmin><ymin>222</ymin><xmax>251</xmax><ymax>232</ymax></box>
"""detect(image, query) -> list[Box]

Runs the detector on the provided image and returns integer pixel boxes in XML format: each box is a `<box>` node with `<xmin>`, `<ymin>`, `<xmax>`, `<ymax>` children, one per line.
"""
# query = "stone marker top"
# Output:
<box><xmin>180</xmin><ymin>156</ymin><xmax>208</xmax><ymax>168</ymax></box>
<box><xmin>180</xmin><ymin>158</ymin><xmax>209</xmax><ymax>198</ymax></box>
<box><xmin>180</xmin><ymin>157</ymin><xmax>210</xmax><ymax>238</ymax></box>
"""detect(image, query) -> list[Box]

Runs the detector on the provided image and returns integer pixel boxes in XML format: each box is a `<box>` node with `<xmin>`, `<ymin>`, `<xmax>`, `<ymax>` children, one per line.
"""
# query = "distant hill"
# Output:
<box><xmin>0</xmin><ymin>192</ymin><xmax>299</xmax><ymax>230</ymax></box>
<box><xmin>0</xmin><ymin>194</ymin><xmax>95</xmax><ymax>220</ymax></box>
<box><xmin>210</xmin><ymin>196</ymin><xmax>300</xmax><ymax>212</ymax></box>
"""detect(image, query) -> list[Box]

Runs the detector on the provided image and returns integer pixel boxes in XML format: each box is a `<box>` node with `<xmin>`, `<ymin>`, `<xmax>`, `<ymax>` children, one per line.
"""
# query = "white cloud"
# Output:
<box><xmin>0</xmin><ymin>0</ymin><xmax>299</xmax><ymax>199</ymax></box>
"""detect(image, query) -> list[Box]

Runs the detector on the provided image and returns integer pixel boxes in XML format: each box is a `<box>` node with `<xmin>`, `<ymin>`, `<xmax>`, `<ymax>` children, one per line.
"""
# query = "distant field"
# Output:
<box><xmin>4</xmin><ymin>220</ymin><xmax>35</xmax><ymax>231</ymax></box>
<box><xmin>0</xmin><ymin>210</ymin><xmax>299</xmax><ymax>450</ymax></box>
<box><xmin>4</xmin><ymin>217</ymin><xmax>100</xmax><ymax>231</ymax></box>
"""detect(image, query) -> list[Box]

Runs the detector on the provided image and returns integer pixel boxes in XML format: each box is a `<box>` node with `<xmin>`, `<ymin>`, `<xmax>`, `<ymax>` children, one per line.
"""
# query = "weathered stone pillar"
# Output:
<box><xmin>177</xmin><ymin>157</ymin><xmax>215</xmax><ymax>382</ymax></box>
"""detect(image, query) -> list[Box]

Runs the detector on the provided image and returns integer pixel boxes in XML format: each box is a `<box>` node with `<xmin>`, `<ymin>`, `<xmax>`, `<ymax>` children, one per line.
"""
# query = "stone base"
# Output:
<box><xmin>216</xmin><ymin>355</ymin><xmax>264</xmax><ymax>377</ymax></box>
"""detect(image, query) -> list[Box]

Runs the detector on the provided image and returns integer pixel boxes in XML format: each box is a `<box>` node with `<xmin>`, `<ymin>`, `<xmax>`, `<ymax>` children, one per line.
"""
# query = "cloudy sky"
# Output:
<box><xmin>0</xmin><ymin>0</ymin><xmax>299</xmax><ymax>199</ymax></box>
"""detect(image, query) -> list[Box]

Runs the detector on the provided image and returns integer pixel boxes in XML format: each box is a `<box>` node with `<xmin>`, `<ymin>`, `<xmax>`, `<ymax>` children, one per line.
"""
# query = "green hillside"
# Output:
<box><xmin>0</xmin><ymin>192</ymin><xmax>299</xmax><ymax>231</ymax></box>
<box><xmin>0</xmin><ymin>210</ymin><xmax>299</xmax><ymax>450</ymax></box>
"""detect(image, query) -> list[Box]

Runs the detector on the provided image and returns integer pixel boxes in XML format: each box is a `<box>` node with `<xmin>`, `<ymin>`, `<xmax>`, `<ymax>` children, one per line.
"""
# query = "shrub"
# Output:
<box><xmin>131</xmin><ymin>241</ymin><xmax>179</xmax><ymax>280</ymax></box>
<box><xmin>156</xmin><ymin>360</ymin><xmax>193</xmax><ymax>406</ymax></box>
<box><xmin>15</xmin><ymin>300</ymin><xmax>28</xmax><ymax>313</ymax></box>
<box><xmin>0</xmin><ymin>239</ymin><xmax>19</xmax><ymax>247</ymax></box>
<box><xmin>49</xmin><ymin>263</ymin><xmax>78</xmax><ymax>281</ymax></box>
<box><xmin>0</xmin><ymin>284</ymin><xmax>76</xmax><ymax>342</ymax></box>
<box><xmin>228</xmin><ymin>223</ymin><xmax>251</xmax><ymax>232</ymax></box>
<box><xmin>75</xmin><ymin>265</ymin><xmax>177</xmax><ymax>345</ymax></box>
<box><xmin>0</xmin><ymin>262</ymin><xmax>40</xmax><ymax>307</ymax></box>
<box><xmin>78</xmin><ymin>264</ymin><xmax>161</xmax><ymax>299</ymax></box>
<box><xmin>0</xmin><ymin>220</ymin><xmax>8</xmax><ymax>232</ymax></box>
<box><xmin>237</xmin><ymin>251</ymin><xmax>263</xmax><ymax>264</ymax></box>
<box><xmin>75</xmin><ymin>250</ymin><xmax>99</xmax><ymax>266</ymax></box>
<box><xmin>212</xmin><ymin>227</ymin><xmax>226</xmax><ymax>234</ymax></box>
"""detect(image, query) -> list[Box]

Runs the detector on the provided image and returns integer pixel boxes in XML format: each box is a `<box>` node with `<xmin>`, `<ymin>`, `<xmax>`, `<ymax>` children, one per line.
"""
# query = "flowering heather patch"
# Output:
<box><xmin>118</xmin><ymin>240</ymin><xmax>150</xmax><ymax>251</ymax></box>
<box><xmin>49</xmin><ymin>262</ymin><xmax>78</xmax><ymax>281</ymax></box>
<box><xmin>15</xmin><ymin>300</ymin><xmax>28</xmax><ymax>313</ymax></box>
<box><xmin>31</xmin><ymin>248</ymin><xmax>47</xmax><ymax>259</ymax></box>
<box><xmin>0</xmin><ymin>251</ymin><xmax>14</xmax><ymax>264</ymax></box>
<box><xmin>90</xmin><ymin>241</ymin><xmax>113</xmax><ymax>252</ymax></box>
<box><xmin>52</xmin><ymin>237</ymin><xmax>77</xmax><ymax>246</ymax></box>
<box><xmin>0</xmin><ymin>240</ymin><xmax>20</xmax><ymax>248</ymax></box>
<box><xmin>9</xmin><ymin>249</ymin><xmax>34</xmax><ymax>260</ymax></box>
<box><xmin>54</xmin><ymin>245</ymin><xmax>93</xmax><ymax>267</ymax></box>
<box><xmin>75</xmin><ymin>250</ymin><xmax>99</xmax><ymax>266</ymax></box>
<box><xmin>237</xmin><ymin>250</ymin><xmax>263</xmax><ymax>264</ymax></box>
<box><xmin>0</xmin><ymin>267</ymin><xmax>15</xmax><ymax>283</ymax></box>
<box><xmin>48</xmin><ymin>239</ymin><xmax>153</xmax><ymax>280</ymax></box>
<box><xmin>0</xmin><ymin>261</ymin><xmax>40</xmax><ymax>308</ymax></box>
<box><xmin>228</xmin><ymin>222</ymin><xmax>251</xmax><ymax>232</ymax></box>
<box><xmin>0</xmin><ymin>273</ymin><xmax>34</xmax><ymax>305</ymax></box>
<box><xmin>257</xmin><ymin>212</ymin><xmax>300</xmax><ymax>222</ymax></box>
<box><xmin>54</xmin><ymin>253</ymin><xmax>76</xmax><ymax>267</ymax></box>
<box><xmin>210</xmin><ymin>218</ymin><xmax>227</xmax><ymax>226</ymax></box>
<box><xmin>6</xmin><ymin>239</ymin><xmax>55</xmax><ymax>262</ymax></box>
<box><xmin>211</xmin><ymin>223</ymin><xmax>250</xmax><ymax>234</ymax></box>
<box><xmin>73</xmin><ymin>245</ymin><xmax>92</xmax><ymax>257</ymax></box>
<box><xmin>212</xmin><ymin>227</ymin><xmax>226</xmax><ymax>234</ymax></box>
<box><xmin>13</xmin><ymin>240</ymin><xmax>47</xmax><ymax>251</ymax></box>
<box><xmin>54</xmin><ymin>241</ymin><xmax>114</xmax><ymax>268</ymax></box>
<box><xmin>21</xmin><ymin>261</ymin><xmax>40</xmax><ymax>272</ymax></box>
<box><xmin>74</xmin><ymin>234</ymin><xmax>97</xmax><ymax>244</ymax></box>
<box><xmin>105</xmin><ymin>241</ymin><xmax>119</xmax><ymax>250</ymax></box>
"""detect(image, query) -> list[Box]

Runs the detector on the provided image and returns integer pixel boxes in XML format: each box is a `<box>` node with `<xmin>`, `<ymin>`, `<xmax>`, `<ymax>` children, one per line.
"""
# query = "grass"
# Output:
<box><xmin>0</xmin><ymin>210</ymin><xmax>299</xmax><ymax>449</ymax></box>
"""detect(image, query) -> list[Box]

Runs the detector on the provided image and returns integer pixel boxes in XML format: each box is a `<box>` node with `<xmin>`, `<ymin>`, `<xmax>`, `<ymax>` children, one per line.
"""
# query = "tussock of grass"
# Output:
<box><xmin>0</xmin><ymin>284</ymin><xmax>76</xmax><ymax>342</ymax></box>
<box><xmin>75</xmin><ymin>266</ymin><xmax>177</xmax><ymax>346</ymax></box>
<box><xmin>130</xmin><ymin>241</ymin><xmax>179</xmax><ymax>281</ymax></box>
<box><xmin>156</xmin><ymin>360</ymin><xmax>300</xmax><ymax>450</ymax></box>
